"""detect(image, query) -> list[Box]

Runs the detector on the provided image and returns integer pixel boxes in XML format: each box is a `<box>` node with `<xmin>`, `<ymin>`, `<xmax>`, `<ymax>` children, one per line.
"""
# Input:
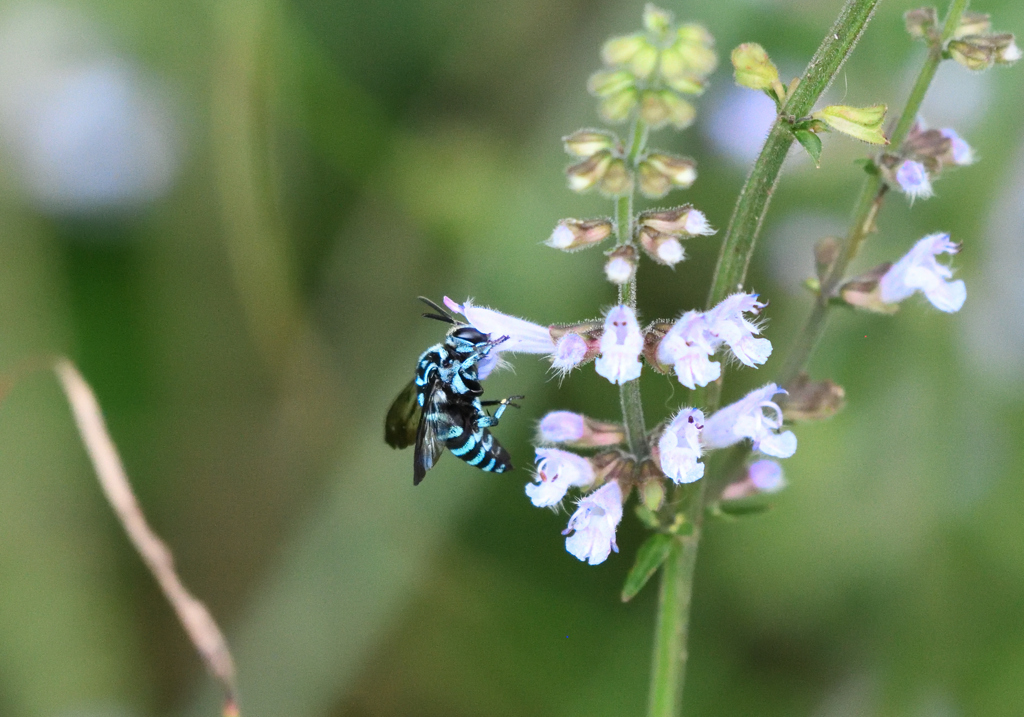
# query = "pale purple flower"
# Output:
<box><xmin>563</xmin><ymin>480</ymin><xmax>623</xmax><ymax>565</ymax></box>
<box><xmin>748</xmin><ymin>459</ymin><xmax>785</xmax><ymax>493</ymax></box>
<box><xmin>444</xmin><ymin>297</ymin><xmax>554</xmax><ymax>355</ymax></box>
<box><xmin>704</xmin><ymin>293</ymin><xmax>772</xmax><ymax>368</ymax></box>
<box><xmin>895</xmin><ymin>160</ymin><xmax>933</xmax><ymax>200</ymax></box>
<box><xmin>683</xmin><ymin>209</ymin><xmax>716</xmax><ymax>236</ymax></box>
<box><xmin>940</xmin><ymin>128</ymin><xmax>974</xmax><ymax>165</ymax></box>
<box><xmin>594</xmin><ymin>305</ymin><xmax>643</xmax><ymax>385</ymax></box>
<box><xmin>702</xmin><ymin>383</ymin><xmax>797</xmax><ymax>458</ymax></box>
<box><xmin>552</xmin><ymin>333</ymin><xmax>588</xmax><ymax>375</ymax></box>
<box><xmin>878</xmin><ymin>233</ymin><xmax>966</xmax><ymax>313</ymax></box>
<box><xmin>527</xmin><ymin>448</ymin><xmax>595</xmax><ymax>507</ymax></box>
<box><xmin>657</xmin><ymin>408</ymin><xmax>706</xmax><ymax>484</ymax></box>
<box><xmin>538</xmin><ymin>411</ymin><xmax>586</xmax><ymax>443</ymax></box>
<box><xmin>605</xmin><ymin>255</ymin><xmax>634</xmax><ymax>285</ymax></box>
<box><xmin>656</xmin><ymin>311</ymin><xmax>720</xmax><ymax>389</ymax></box>
<box><xmin>547</xmin><ymin>224</ymin><xmax>575</xmax><ymax>249</ymax></box>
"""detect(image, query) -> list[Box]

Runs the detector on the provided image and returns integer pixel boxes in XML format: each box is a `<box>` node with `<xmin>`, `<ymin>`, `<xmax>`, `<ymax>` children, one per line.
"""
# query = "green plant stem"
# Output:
<box><xmin>707</xmin><ymin>0</ymin><xmax>882</xmax><ymax>310</ymax></box>
<box><xmin>618</xmin><ymin>117</ymin><xmax>650</xmax><ymax>460</ymax></box>
<box><xmin>648</xmin><ymin>2</ymin><xmax>883</xmax><ymax>715</ymax></box>
<box><xmin>778</xmin><ymin>0</ymin><xmax>967</xmax><ymax>386</ymax></box>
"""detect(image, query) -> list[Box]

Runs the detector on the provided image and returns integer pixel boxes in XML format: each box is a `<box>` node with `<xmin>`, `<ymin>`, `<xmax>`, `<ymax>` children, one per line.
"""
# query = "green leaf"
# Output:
<box><xmin>621</xmin><ymin>533</ymin><xmax>675</xmax><ymax>602</ymax></box>
<box><xmin>793</xmin><ymin>128</ymin><xmax>822</xmax><ymax>167</ymax></box>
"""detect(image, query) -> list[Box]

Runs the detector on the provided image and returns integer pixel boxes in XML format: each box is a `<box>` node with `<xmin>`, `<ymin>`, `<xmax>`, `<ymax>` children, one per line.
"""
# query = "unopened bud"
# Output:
<box><xmin>839</xmin><ymin>263</ymin><xmax>899</xmax><ymax>313</ymax></box>
<box><xmin>566</xmin><ymin>151</ymin><xmax>612</xmax><ymax>192</ymax></box>
<box><xmin>948</xmin><ymin>38</ymin><xmax>995</xmax><ymax>71</ymax></box>
<box><xmin>640</xmin><ymin>153</ymin><xmax>697</xmax><ymax>197</ymax></box>
<box><xmin>642</xmin><ymin>4</ymin><xmax>673</xmax><ymax>36</ymax></box>
<box><xmin>902</xmin><ymin>125</ymin><xmax>952</xmax><ymax>167</ymax></box>
<box><xmin>639</xmin><ymin>205</ymin><xmax>714</xmax><ymax>236</ymax></box>
<box><xmin>638</xmin><ymin>228</ymin><xmax>684</xmax><ymax>267</ymax></box>
<box><xmin>538</xmin><ymin>411</ymin><xmax>626</xmax><ymax>448</ymax></box>
<box><xmin>675</xmin><ymin>24</ymin><xmax>717</xmax><ymax>76</ymax></box>
<box><xmin>639</xmin><ymin>90</ymin><xmax>670</xmax><ymax>127</ymax></box>
<box><xmin>811</xmin><ymin>104</ymin><xmax>888</xmax><ymax>145</ymax></box>
<box><xmin>601</xmin><ymin>33</ymin><xmax>647</xmax><ymax>66</ymax></box>
<box><xmin>639</xmin><ymin>476</ymin><xmax>666</xmax><ymax>513</ymax></box>
<box><xmin>599</xmin><ymin>158</ymin><xmax>633</xmax><ymax>196</ymax></box>
<box><xmin>721</xmin><ymin>460</ymin><xmax>786</xmax><ymax>500</ymax></box>
<box><xmin>781</xmin><ymin>373</ymin><xmax>845</xmax><ymax>422</ymax></box>
<box><xmin>628</xmin><ymin>43</ymin><xmax>659</xmax><ymax>79</ymax></box>
<box><xmin>562</xmin><ymin>129</ymin><xmax>618</xmax><ymax>158</ymax></box>
<box><xmin>952</xmin><ymin>11</ymin><xmax>992</xmax><ymax>39</ymax></box>
<box><xmin>904</xmin><ymin>7</ymin><xmax>938</xmax><ymax>40</ymax></box>
<box><xmin>546</xmin><ymin>218</ymin><xmax>614</xmax><ymax>251</ymax></box>
<box><xmin>588</xmin><ymin>69</ymin><xmax>635</xmax><ymax>97</ymax></box>
<box><xmin>549</xmin><ymin>322</ymin><xmax>603</xmax><ymax>372</ymax></box>
<box><xmin>599</xmin><ymin>88</ymin><xmax>640</xmax><ymax>123</ymax></box>
<box><xmin>638</xmin><ymin>161</ymin><xmax>671</xmax><ymax>198</ymax></box>
<box><xmin>995</xmin><ymin>35</ymin><xmax>1022</xmax><ymax>65</ymax></box>
<box><xmin>661</xmin><ymin>91</ymin><xmax>696</xmax><ymax>129</ymax></box>
<box><xmin>731</xmin><ymin>43</ymin><xmax>784</xmax><ymax>100</ymax></box>
<box><xmin>604</xmin><ymin>245</ymin><xmax>638</xmax><ymax>285</ymax></box>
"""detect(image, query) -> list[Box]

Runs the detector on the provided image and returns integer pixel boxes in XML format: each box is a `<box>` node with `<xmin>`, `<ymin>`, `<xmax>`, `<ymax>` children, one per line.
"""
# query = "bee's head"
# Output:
<box><xmin>448</xmin><ymin>326</ymin><xmax>489</xmax><ymax>354</ymax></box>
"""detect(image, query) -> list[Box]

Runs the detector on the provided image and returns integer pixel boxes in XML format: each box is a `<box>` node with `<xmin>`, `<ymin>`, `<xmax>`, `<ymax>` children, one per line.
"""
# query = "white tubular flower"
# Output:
<box><xmin>563</xmin><ymin>480</ymin><xmax>624</xmax><ymax>566</ymax></box>
<box><xmin>704</xmin><ymin>293</ymin><xmax>773</xmax><ymax>368</ymax></box>
<box><xmin>595</xmin><ymin>305</ymin><xmax>643</xmax><ymax>385</ymax></box>
<box><xmin>683</xmin><ymin>208</ymin><xmax>716</xmax><ymax>236</ymax></box>
<box><xmin>657</xmin><ymin>408</ymin><xmax>706</xmax><ymax>484</ymax></box>
<box><xmin>527</xmin><ymin>448</ymin><xmax>595</xmax><ymax>508</ymax></box>
<box><xmin>895</xmin><ymin>159</ymin><xmax>933</xmax><ymax>201</ymax></box>
<box><xmin>538</xmin><ymin>411</ymin><xmax>586</xmax><ymax>443</ymax></box>
<box><xmin>656</xmin><ymin>311</ymin><xmax>721</xmax><ymax>389</ymax></box>
<box><xmin>444</xmin><ymin>297</ymin><xmax>555</xmax><ymax>354</ymax></box>
<box><xmin>878</xmin><ymin>233</ymin><xmax>966</xmax><ymax>313</ymax></box>
<box><xmin>702</xmin><ymin>383</ymin><xmax>797</xmax><ymax>458</ymax></box>
<box><xmin>940</xmin><ymin>128</ymin><xmax>975</xmax><ymax>165</ymax></box>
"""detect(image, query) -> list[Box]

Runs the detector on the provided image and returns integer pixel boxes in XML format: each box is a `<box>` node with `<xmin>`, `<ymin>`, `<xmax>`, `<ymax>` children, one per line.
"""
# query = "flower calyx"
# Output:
<box><xmin>780</xmin><ymin>373</ymin><xmax>846</xmax><ymax>422</ymax></box>
<box><xmin>546</xmin><ymin>218</ymin><xmax>615</xmax><ymax>252</ymax></box>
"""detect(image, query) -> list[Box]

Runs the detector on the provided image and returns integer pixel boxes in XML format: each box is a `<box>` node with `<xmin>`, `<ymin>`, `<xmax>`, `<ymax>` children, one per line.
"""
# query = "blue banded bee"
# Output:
<box><xmin>385</xmin><ymin>298</ymin><xmax>523</xmax><ymax>485</ymax></box>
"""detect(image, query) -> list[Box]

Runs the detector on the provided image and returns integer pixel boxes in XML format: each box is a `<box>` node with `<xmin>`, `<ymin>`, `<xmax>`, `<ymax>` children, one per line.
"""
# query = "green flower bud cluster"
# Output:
<box><xmin>905</xmin><ymin>7</ymin><xmax>1019</xmax><ymax>71</ymax></box>
<box><xmin>588</xmin><ymin>4</ymin><xmax>716</xmax><ymax>129</ymax></box>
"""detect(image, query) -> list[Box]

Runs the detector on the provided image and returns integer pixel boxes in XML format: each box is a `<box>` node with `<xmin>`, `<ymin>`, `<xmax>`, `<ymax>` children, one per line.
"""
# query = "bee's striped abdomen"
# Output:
<box><xmin>446</xmin><ymin>426</ymin><xmax>512</xmax><ymax>474</ymax></box>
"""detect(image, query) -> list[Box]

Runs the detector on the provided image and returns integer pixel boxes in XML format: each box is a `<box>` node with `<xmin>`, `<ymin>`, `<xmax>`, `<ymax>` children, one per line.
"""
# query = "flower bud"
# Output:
<box><xmin>600</xmin><ymin>158</ymin><xmax>633</xmax><ymax>196</ymax></box>
<box><xmin>639</xmin><ymin>90</ymin><xmax>670</xmax><ymax>127</ymax></box>
<box><xmin>995</xmin><ymin>35</ymin><xmax>1022</xmax><ymax>65</ymax></box>
<box><xmin>811</xmin><ymin>104</ymin><xmax>888</xmax><ymax>145</ymax></box>
<box><xmin>661</xmin><ymin>69</ymin><xmax>705</xmax><ymax>95</ymax></box>
<box><xmin>628</xmin><ymin>43</ymin><xmax>659</xmax><ymax>79</ymax></box>
<box><xmin>643</xmin><ymin>4</ymin><xmax>673</xmax><ymax>36</ymax></box>
<box><xmin>546</xmin><ymin>218</ymin><xmax>614</xmax><ymax>251</ymax></box>
<box><xmin>562</xmin><ymin>129</ymin><xmax>618</xmax><ymax>158</ymax></box>
<box><xmin>720</xmin><ymin>460</ymin><xmax>786</xmax><ymax>500</ymax></box>
<box><xmin>948</xmin><ymin>38</ymin><xmax>995</xmax><ymax>71</ymax></box>
<box><xmin>952</xmin><ymin>11</ymin><xmax>992</xmax><ymax>39</ymax></box>
<box><xmin>587</xmin><ymin>69</ymin><xmax>635</xmax><ymax>97</ymax></box>
<box><xmin>604</xmin><ymin>245</ymin><xmax>638</xmax><ymax>285</ymax></box>
<box><xmin>638</xmin><ymin>153</ymin><xmax>697</xmax><ymax>198</ymax></box>
<box><xmin>639</xmin><ymin>473</ymin><xmax>666</xmax><ymax>513</ymax></box>
<box><xmin>538</xmin><ymin>411</ymin><xmax>626</xmax><ymax>448</ymax></box>
<box><xmin>675</xmin><ymin>24</ymin><xmax>717</xmax><ymax>76</ymax></box>
<box><xmin>601</xmin><ymin>33</ymin><xmax>647</xmax><ymax>66</ymax></box>
<box><xmin>662</xmin><ymin>91</ymin><xmax>696</xmax><ymax>129</ymax></box>
<box><xmin>939</xmin><ymin>128</ymin><xmax>974</xmax><ymax>165</ymax></box>
<box><xmin>902</xmin><ymin>126</ymin><xmax>952</xmax><ymax>167</ymax></box>
<box><xmin>549</xmin><ymin>322</ymin><xmax>603</xmax><ymax>373</ymax></box>
<box><xmin>566</xmin><ymin>151</ymin><xmax>613</xmax><ymax>192</ymax></box>
<box><xmin>839</xmin><ymin>263</ymin><xmax>899</xmax><ymax>313</ymax></box>
<box><xmin>904</xmin><ymin>7</ymin><xmax>938</xmax><ymax>40</ymax></box>
<box><xmin>780</xmin><ymin>373</ymin><xmax>845</xmax><ymax>422</ymax></box>
<box><xmin>639</xmin><ymin>228</ymin><xmax>685</xmax><ymax>267</ymax></box>
<box><xmin>599</xmin><ymin>88</ymin><xmax>640</xmax><ymax>123</ymax></box>
<box><xmin>731</xmin><ymin>43</ymin><xmax>781</xmax><ymax>95</ymax></box>
<box><xmin>639</xmin><ymin>204</ymin><xmax>714</xmax><ymax>236</ymax></box>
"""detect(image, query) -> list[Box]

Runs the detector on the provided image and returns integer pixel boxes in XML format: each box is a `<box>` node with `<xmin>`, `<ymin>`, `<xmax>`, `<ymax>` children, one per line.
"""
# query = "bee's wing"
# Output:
<box><xmin>414</xmin><ymin>383</ymin><xmax>448</xmax><ymax>486</ymax></box>
<box><xmin>385</xmin><ymin>380</ymin><xmax>420</xmax><ymax>449</ymax></box>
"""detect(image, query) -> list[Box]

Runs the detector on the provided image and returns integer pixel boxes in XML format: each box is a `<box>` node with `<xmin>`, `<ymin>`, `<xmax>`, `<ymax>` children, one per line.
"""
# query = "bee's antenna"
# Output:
<box><xmin>418</xmin><ymin>296</ymin><xmax>455</xmax><ymax>324</ymax></box>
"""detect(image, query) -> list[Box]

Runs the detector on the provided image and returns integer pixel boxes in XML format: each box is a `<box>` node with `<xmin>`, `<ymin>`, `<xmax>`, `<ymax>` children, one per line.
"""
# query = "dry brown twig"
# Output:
<box><xmin>52</xmin><ymin>357</ymin><xmax>239</xmax><ymax>716</ymax></box>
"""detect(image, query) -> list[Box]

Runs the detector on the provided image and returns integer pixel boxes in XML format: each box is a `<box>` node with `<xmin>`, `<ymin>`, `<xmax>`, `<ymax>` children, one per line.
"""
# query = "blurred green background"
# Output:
<box><xmin>0</xmin><ymin>0</ymin><xmax>1021</xmax><ymax>715</ymax></box>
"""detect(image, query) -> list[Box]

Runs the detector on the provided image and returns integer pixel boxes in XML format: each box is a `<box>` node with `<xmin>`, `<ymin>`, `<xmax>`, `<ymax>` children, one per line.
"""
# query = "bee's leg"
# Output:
<box><xmin>477</xmin><ymin>395</ymin><xmax>525</xmax><ymax>426</ymax></box>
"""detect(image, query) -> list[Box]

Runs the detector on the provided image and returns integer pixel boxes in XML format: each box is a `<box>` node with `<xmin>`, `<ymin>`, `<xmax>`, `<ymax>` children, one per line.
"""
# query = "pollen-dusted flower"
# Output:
<box><xmin>563</xmin><ymin>480</ymin><xmax>624</xmax><ymax>565</ymax></box>
<box><xmin>702</xmin><ymin>383</ymin><xmax>797</xmax><ymax>458</ymax></box>
<box><xmin>939</xmin><ymin>128</ymin><xmax>975</xmax><ymax>165</ymax></box>
<box><xmin>878</xmin><ymin>233</ymin><xmax>966</xmax><ymax>313</ymax></box>
<box><xmin>657</xmin><ymin>407</ymin><xmax>706</xmax><ymax>484</ymax></box>
<box><xmin>527</xmin><ymin>448</ymin><xmax>595</xmax><ymax>508</ymax></box>
<box><xmin>655</xmin><ymin>311</ymin><xmax>720</xmax><ymax>389</ymax></box>
<box><xmin>895</xmin><ymin>159</ymin><xmax>933</xmax><ymax>200</ymax></box>
<box><xmin>704</xmin><ymin>293</ymin><xmax>772</xmax><ymax>368</ymax></box>
<box><xmin>595</xmin><ymin>305</ymin><xmax>644</xmax><ymax>385</ymax></box>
